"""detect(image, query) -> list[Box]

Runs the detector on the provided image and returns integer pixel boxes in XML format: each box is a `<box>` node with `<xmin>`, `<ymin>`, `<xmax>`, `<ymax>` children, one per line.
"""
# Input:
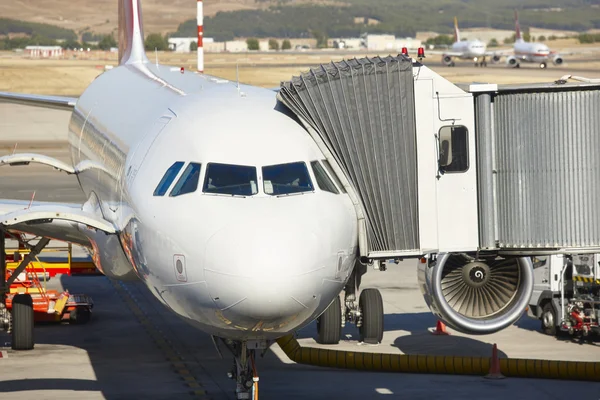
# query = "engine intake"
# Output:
<box><xmin>418</xmin><ymin>253</ymin><xmax>533</xmax><ymax>334</ymax></box>
<box><xmin>553</xmin><ymin>55</ymin><xmax>563</xmax><ymax>65</ymax></box>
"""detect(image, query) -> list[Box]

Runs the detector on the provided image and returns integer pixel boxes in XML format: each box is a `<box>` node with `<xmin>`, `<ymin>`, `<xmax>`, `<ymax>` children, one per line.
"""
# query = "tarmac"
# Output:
<box><xmin>1</xmin><ymin>103</ymin><xmax>600</xmax><ymax>399</ymax></box>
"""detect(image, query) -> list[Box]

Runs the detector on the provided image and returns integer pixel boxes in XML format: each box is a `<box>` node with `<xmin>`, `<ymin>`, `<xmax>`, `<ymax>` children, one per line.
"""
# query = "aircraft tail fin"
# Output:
<box><xmin>118</xmin><ymin>0</ymin><xmax>149</xmax><ymax>65</ymax></box>
<box><xmin>514</xmin><ymin>9</ymin><xmax>522</xmax><ymax>41</ymax></box>
<box><xmin>453</xmin><ymin>17</ymin><xmax>461</xmax><ymax>42</ymax></box>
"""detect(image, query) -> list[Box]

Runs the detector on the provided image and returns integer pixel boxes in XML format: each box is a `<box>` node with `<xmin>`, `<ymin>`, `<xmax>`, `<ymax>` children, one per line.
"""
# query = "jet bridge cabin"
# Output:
<box><xmin>277</xmin><ymin>55</ymin><xmax>600</xmax><ymax>336</ymax></box>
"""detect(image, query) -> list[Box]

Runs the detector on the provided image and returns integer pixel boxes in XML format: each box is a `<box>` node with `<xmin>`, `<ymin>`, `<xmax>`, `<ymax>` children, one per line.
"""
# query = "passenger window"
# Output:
<box><xmin>310</xmin><ymin>161</ymin><xmax>339</xmax><ymax>194</ymax></box>
<box><xmin>170</xmin><ymin>163</ymin><xmax>201</xmax><ymax>197</ymax></box>
<box><xmin>262</xmin><ymin>162</ymin><xmax>314</xmax><ymax>196</ymax></box>
<box><xmin>438</xmin><ymin>125</ymin><xmax>469</xmax><ymax>173</ymax></box>
<box><xmin>321</xmin><ymin>159</ymin><xmax>346</xmax><ymax>193</ymax></box>
<box><xmin>153</xmin><ymin>161</ymin><xmax>184</xmax><ymax>196</ymax></box>
<box><xmin>203</xmin><ymin>163</ymin><xmax>258</xmax><ymax>196</ymax></box>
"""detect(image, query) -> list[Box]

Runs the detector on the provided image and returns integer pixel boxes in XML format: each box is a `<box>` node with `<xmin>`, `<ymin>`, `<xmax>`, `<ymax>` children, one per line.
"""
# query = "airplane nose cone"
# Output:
<box><xmin>203</xmin><ymin>220</ymin><xmax>337</xmax><ymax>332</ymax></box>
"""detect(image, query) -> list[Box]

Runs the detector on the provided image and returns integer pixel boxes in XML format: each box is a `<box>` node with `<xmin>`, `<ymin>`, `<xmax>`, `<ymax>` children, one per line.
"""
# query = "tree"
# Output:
<box><xmin>246</xmin><ymin>38</ymin><xmax>259</xmax><ymax>50</ymax></box>
<box><xmin>425</xmin><ymin>35</ymin><xmax>454</xmax><ymax>47</ymax></box>
<box><xmin>268</xmin><ymin>38</ymin><xmax>279</xmax><ymax>51</ymax></box>
<box><xmin>190</xmin><ymin>40</ymin><xmax>198</xmax><ymax>51</ymax></box>
<box><xmin>62</xmin><ymin>39</ymin><xmax>82</xmax><ymax>50</ymax></box>
<box><xmin>548</xmin><ymin>35</ymin><xmax>558</xmax><ymax>41</ymax></box>
<box><xmin>488</xmin><ymin>38</ymin><xmax>498</xmax><ymax>47</ymax></box>
<box><xmin>282</xmin><ymin>39</ymin><xmax>291</xmax><ymax>50</ymax></box>
<box><xmin>538</xmin><ymin>35</ymin><xmax>546</xmax><ymax>42</ymax></box>
<box><xmin>145</xmin><ymin>33</ymin><xmax>168</xmax><ymax>51</ymax></box>
<box><xmin>311</xmin><ymin>30</ymin><xmax>328</xmax><ymax>48</ymax></box>
<box><xmin>98</xmin><ymin>34</ymin><xmax>116</xmax><ymax>50</ymax></box>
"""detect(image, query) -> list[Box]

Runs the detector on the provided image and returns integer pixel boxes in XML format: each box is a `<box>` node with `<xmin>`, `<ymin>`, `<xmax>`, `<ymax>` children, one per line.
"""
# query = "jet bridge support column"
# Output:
<box><xmin>0</xmin><ymin>227</ymin><xmax>9</xmax><ymax>333</ymax></box>
<box><xmin>0</xmin><ymin>227</ymin><xmax>6</xmax><ymax>299</ymax></box>
<box><xmin>475</xmin><ymin>93</ymin><xmax>496</xmax><ymax>249</ymax></box>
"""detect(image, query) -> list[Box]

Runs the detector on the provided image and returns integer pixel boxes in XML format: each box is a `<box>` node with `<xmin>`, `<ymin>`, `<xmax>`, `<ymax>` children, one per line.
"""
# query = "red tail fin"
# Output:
<box><xmin>118</xmin><ymin>0</ymin><xmax>148</xmax><ymax>65</ymax></box>
<box><xmin>453</xmin><ymin>17</ymin><xmax>460</xmax><ymax>42</ymax></box>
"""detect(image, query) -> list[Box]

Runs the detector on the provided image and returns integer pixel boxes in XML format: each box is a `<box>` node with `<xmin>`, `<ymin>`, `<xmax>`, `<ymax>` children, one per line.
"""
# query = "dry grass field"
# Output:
<box><xmin>1</xmin><ymin>44</ymin><xmax>599</xmax><ymax>96</ymax></box>
<box><xmin>0</xmin><ymin>0</ymin><xmax>344</xmax><ymax>36</ymax></box>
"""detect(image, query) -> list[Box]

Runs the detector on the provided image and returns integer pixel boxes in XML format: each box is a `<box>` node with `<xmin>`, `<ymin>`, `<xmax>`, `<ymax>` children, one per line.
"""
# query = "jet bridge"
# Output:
<box><xmin>278</xmin><ymin>55</ymin><xmax>478</xmax><ymax>260</ymax></box>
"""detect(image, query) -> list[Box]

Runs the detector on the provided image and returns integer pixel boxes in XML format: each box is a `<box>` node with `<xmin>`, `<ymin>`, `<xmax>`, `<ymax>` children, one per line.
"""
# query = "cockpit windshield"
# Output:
<box><xmin>203</xmin><ymin>163</ymin><xmax>258</xmax><ymax>196</ymax></box>
<box><xmin>262</xmin><ymin>162</ymin><xmax>314</xmax><ymax>196</ymax></box>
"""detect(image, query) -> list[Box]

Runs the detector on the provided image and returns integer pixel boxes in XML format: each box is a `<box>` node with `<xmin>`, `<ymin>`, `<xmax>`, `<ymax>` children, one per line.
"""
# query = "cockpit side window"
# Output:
<box><xmin>310</xmin><ymin>161</ymin><xmax>339</xmax><ymax>194</ymax></box>
<box><xmin>170</xmin><ymin>162</ymin><xmax>201</xmax><ymax>197</ymax></box>
<box><xmin>203</xmin><ymin>163</ymin><xmax>258</xmax><ymax>196</ymax></box>
<box><xmin>262</xmin><ymin>162</ymin><xmax>314</xmax><ymax>196</ymax></box>
<box><xmin>153</xmin><ymin>161</ymin><xmax>184</xmax><ymax>196</ymax></box>
<box><xmin>321</xmin><ymin>159</ymin><xmax>346</xmax><ymax>193</ymax></box>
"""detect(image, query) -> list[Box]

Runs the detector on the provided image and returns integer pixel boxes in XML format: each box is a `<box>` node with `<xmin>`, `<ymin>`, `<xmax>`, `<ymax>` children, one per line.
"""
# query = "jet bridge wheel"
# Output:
<box><xmin>11</xmin><ymin>294</ymin><xmax>34</xmax><ymax>350</ymax></box>
<box><xmin>316</xmin><ymin>295</ymin><xmax>341</xmax><ymax>344</ymax></box>
<box><xmin>358</xmin><ymin>288</ymin><xmax>384</xmax><ymax>344</ymax></box>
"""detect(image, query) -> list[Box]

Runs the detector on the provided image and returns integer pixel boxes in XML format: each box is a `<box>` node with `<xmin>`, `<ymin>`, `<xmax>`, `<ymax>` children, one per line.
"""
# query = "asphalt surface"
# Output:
<box><xmin>1</xmin><ymin>103</ymin><xmax>600</xmax><ymax>400</ymax></box>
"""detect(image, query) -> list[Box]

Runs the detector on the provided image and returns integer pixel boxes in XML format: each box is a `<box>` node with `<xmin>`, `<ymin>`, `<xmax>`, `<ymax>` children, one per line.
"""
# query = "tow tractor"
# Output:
<box><xmin>528</xmin><ymin>253</ymin><xmax>600</xmax><ymax>338</ymax></box>
<box><xmin>1</xmin><ymin>232</ymin><xmax>94</xmax><ymax>350</ymax></box>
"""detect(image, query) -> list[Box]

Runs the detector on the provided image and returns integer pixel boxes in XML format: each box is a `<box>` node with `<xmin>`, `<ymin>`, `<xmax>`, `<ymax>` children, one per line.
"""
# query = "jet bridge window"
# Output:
<box><xmin>438</xmin><ymin>125</ymin><xmax>469</xmax><ymax>173</ymax></box>
<box><xmin>262</xmin><ymin>162</ymin><xmax>314</xmax><ymax>196</ymax></box>
<box><xmin>170</xmin><ymin>163</ymin><xmax>201</xmax><ymax>197</ymax></box>
<box><xmin>310</xmin><ymin>161</ymin><xmax>339</xmax><ymax>194</ymax></box>
<box><xmin>153</xmin><ymin>161</ymin><xmax>184</xmax><ymax>196</ymax></box>
<box><xmin>203</xmin><ymin>163</ymin><xmax>258</xmax><ymax>196</ymax></box>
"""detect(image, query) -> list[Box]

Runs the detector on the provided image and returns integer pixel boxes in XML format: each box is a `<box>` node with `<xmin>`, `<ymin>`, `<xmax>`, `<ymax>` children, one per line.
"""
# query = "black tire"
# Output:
<box><xmin>69</xmin><ymin>306</ymin><xmax>91</xmax><ymax>325</ymax></box>
<box><xmin>541</xmin><ymin>302</ymin><xmax>557</xmax><ymax>336</ymax></box>
<box><xmin>358</xmin><ymin>289</ymin><xmax>384</xmax><ymax>344</ymax></box>
<box><xmin>11</xmin><ymin>294</ymin><xmax>34</xmax><ymax>350</ymax></box>
<box><xmin>316</xmin><ymin>295</ymin><xmax>341</xmax><ymax>344</ymax></box>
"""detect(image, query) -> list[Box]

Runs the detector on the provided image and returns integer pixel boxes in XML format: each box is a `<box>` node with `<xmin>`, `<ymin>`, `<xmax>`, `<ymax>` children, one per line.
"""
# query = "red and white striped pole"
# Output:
<box><xmin>197</xmin><ymin>0</ymin><xmax>204</xmax><ymax>73</ymax></box>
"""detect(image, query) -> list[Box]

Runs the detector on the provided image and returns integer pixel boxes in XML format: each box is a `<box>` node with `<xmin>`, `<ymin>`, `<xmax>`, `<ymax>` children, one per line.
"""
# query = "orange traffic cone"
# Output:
<box><xmin>484</xmin><ymin>343</ymin><xmax>505</xmax><ymax>379</ymax></box>
<box><xmin>431</xmin><ymin>320</ymin><xmax>450</xmax><ymax>335</ymax></box>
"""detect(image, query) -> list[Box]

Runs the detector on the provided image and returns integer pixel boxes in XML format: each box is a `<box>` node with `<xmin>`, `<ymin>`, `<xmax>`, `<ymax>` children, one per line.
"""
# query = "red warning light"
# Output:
<box><xmin>401</xmin><ymin>47</ymin><xmax>408</xmax><ymax>57</ymax></box>
<box><xmin>180</xmin><ymin>66</ymin><xmax>185</xmax><ymax>73</ymax></box>
<box><xmin>417</xmin><ymin>47</ymin><xmax>425</xmax><ymax>58</ymax></box>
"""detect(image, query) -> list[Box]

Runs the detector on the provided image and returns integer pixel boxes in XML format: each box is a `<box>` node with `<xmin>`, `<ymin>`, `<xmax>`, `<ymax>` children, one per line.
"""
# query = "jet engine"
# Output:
<box><xmin>491</xmin><ymin>55</ymin><xmax>501</xmax><ymax>63</ymax></box>
<box><xmin>506</xmin><ymin>56</ymin><xmax>518</xmax><ymax>66</ymax></box>
<box><xmin>553</xmin><ymin>55</ymin><xmax>563</xmax><ymax>65</ymax></box>
<box><xmin>442</xmin><ymin>55</ymin><xmax>454</xmax><ymax>66</ymax></box>
<box><xmin>417</xmin><ymin>253</ymin><xmax>533</xmax><ymax>335</ymax></box>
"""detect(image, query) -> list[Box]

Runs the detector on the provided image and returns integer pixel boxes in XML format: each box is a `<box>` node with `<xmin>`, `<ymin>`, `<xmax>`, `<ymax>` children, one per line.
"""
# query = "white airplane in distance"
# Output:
<box><xmin>504</xmin><ymin>9</ymin><xmax>564</xmax><ymax>69</ymax></box>
<box><xmin>434</xmin><ymin>17</ymin><xmax>492</xmax><ymax>67</ymax></box>
<box><xmin>0</xmin><ymin>0</ymin><xmax>373</xmax><ymax>397</ymax></box>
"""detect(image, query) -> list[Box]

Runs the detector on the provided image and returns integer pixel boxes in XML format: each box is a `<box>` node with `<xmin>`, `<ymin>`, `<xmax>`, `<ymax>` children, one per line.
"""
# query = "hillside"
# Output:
<box><xmin>1</xmin><ymin>0</ymin><xmax>599</xmax><ymax>40</ymax></box>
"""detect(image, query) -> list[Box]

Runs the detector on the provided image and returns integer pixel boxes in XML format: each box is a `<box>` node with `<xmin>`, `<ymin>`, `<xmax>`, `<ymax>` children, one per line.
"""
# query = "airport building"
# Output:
<box><xmin>24</xmin><ymin>46</ymin><xmax>63</xmax><ymax>58</ymax></box>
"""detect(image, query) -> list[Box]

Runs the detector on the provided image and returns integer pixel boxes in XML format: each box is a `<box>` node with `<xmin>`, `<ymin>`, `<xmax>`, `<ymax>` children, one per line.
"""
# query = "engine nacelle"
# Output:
<box><xmin>553</xmin><ymin>55</ymin><xmax>564</xmax><ymax>65</ymax></box>
<box><xmin>506</xmin><ymin>56</ymin><xmax>518</xmax><ymax>66</ymax></box>
<box><xmin>442</xmin><ymin>55</ymin><xmax>453</xmax><ymax>66</ymax></box>
<box><xmin>491</xmin><ymin>55</ymin><xmax>501</xmax><ymax>63</ymax></box>
<box><xmin>417</xmin><ymin>253</ymin><xmax>533</xmax><ymax>335</ymax></box>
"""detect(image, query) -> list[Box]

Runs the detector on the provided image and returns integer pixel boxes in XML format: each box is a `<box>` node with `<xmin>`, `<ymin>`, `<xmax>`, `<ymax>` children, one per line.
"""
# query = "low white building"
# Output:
<box><xmin>168</xmin><ymin>37</ymin><xmax>214</xmax><ymax>53</ymax></box>
<box><xmin>25</xmin><ymin>46</ymin><xmax>63</xmax><ymax>58</ymax></box>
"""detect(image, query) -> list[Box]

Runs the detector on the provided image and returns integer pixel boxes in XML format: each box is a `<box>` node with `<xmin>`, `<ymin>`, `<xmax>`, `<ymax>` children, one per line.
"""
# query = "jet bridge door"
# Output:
<box><xmin>277</xmin><ymin>55</ymin><xmax>420</xmax><ymax>258</ymax></box>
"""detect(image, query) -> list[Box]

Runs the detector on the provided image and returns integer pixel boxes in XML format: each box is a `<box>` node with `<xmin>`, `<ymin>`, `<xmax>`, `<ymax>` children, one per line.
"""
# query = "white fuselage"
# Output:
<box><xmin>68</xmin><ymin>63</ymin><xmax>358</xmax><ymax>340</ymax></box>
<box><xmin>449</xmin><ymin>40</ymin><xmax>486</xmax><ymax>60</ymax></box>
<box><xmin>513</xmin><ymin>39</ymin><xmax>551</xmax><ymax>63</ymax></box>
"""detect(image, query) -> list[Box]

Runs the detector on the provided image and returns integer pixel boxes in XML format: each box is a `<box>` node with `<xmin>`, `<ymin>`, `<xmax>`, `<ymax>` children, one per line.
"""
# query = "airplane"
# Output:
<box><xmin>504</xmin><ymin>10</ymin><xmax>565</xmax><ymax>69</ymax></box>
<box><xmin>0</xmin><ymin>0</ymin><xmax>370</xmax><ymax>397</ymax></box>
<box><xmin>431</xmin><ymin>17</ymin><xmax>494</xmax><ymax>67</ymax></box>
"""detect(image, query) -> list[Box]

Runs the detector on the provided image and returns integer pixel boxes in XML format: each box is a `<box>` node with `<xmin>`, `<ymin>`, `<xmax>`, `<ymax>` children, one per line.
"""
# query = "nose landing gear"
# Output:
<box><xmin>223</xmin><ymin>339</ymin><xmax>264</xmax><ymax>400</ymax></box>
